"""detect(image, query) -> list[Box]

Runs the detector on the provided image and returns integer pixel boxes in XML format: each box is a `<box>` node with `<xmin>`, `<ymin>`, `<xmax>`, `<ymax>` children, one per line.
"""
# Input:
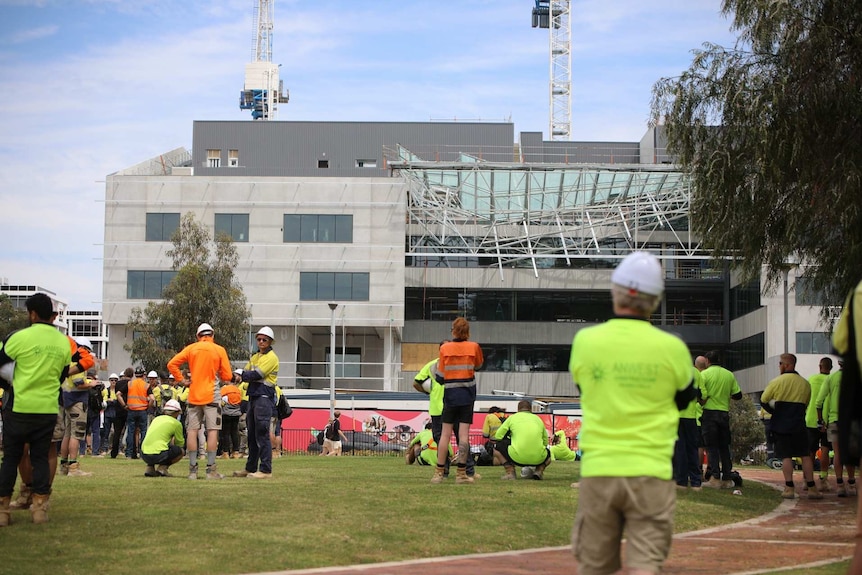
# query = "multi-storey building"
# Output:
<box><xmin>101</xmin><ymin>121</ymin><xmax>836</xmax><ymax>396</ymax></box>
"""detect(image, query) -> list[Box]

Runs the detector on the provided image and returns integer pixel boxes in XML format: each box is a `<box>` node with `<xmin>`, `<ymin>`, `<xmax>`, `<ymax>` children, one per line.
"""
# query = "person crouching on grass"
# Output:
<box><xmin>141</xmin><ymin>399</ymin><xmax>185</xmax><ymax>477</ymax></box>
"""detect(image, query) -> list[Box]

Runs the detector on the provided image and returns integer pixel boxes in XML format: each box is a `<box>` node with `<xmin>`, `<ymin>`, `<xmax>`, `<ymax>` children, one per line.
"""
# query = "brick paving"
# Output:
<box><xmin>251</xmin><ymin>469</ymin><xmax>857</xmax><ymax>575</ymax></box>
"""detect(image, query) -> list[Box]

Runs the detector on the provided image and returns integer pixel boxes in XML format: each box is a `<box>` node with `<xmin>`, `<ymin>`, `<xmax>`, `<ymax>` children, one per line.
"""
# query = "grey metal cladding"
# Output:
<box><xmin>192</xmin><ymin>120</ymin><xmax>516</xmax><ymax>177</ymax></box>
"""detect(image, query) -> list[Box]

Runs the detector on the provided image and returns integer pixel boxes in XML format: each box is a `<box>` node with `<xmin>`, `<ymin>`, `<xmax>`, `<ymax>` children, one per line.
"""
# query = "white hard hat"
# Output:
<box><xmin>147</xmin><ymin>370</ymin><xmax>158</xmax><ymax>378</ymax></box>
<box><xmin>611</xmin><ymin>251</ymin><xmax>664</xmax><ymax>296</ymax></box>
<box><xmin>197</xmin><ymin>323</ymin><xmax>214</xmax><ymax>336</ymax></box>
<box><xmin>168</xmin><ymin>374</ymin><xmax>175</xmax><ymax>379</ymax></box>
<box><xmin>75</xmin><ymin>337</ymin><xmax>93</xmax><ymax>350</ymax></box>
<box><xmin>234</xmin><ymin>368</ymin><xmax>243</xmax><ymax>376</ymax></box>
<box><xmin>163</xmin><ymin>399</ymin><xmax>182</xmax><ymax>412</ymax></box>
<box><xmin>109</xmin><ymin>373</ymin><xmax>119</xmax><ymax>380</ymax></box>
<box><xmin>256</xmin><ymin>326</ymin><xmax>275</xmax><ymax>340</ymax></box>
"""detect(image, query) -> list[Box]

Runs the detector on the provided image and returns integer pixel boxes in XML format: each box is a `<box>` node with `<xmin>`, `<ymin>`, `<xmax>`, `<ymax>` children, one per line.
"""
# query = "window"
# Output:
<box><xmin>730</xmin><ymin>279</ymin><xmax>762</xmax><ymax>320</ymax></box>
<box><xmin>228</xmin><ymin>149</ymin><xmax>239</xmax><ymax>167</ymax></box>
<box><xmin>795</xmin><ymin>276</ymin><xmax>840</xmax><ymax>306</ymax></box>
<box><xmin>355</xmin><ymin>159</ymin><xmax>377</xmax><ymax>168</ymax></box>
<box><xmin>145</xmin><ymin>213</ymin><xmax>180</xmax><ymax>242</ymax></box>
<box><xmin>325</xmin><ymin>347</ymin><xmax>361</xmax><ymax>378</ymax></box>
<box><xmin>300</xmin><ymin>272</ymin><xmax>369</xmax><ymax>301</ymax></box>
<box><xmin>70</xmin><ymin>319</ymin><xmax>100</xmax><ymax>338</ymax></box>
<box><xmin>796</xmin><ymin>332</ymin><xmax>832</xmax><ymax>354</ymax></box>
<box><xmin>317</xmin><ymin>159</ymin><xmax>329</xmax><ymax>169</ymax></box>
<box><xmin>214</xmin><ymin>213</ymin><xmax>249</xmax><ymax>242</ymax></box>
<box><xmin>515</xmin><ymin>345</ymin><xmax>570</xmax><ymax>372</ymax></box>
<box><xmin>206</xmin><ymin>149</ymin><xmax>221</xmax><ymax>168</ymax></box>
<box><xmin>283</xmin><ymin>214</ymin><xmax>353</xmax><ymax>243</ymax></box>
<box><xmin>726</xmin><ymin>333</ymin><xmax>765</xmax><ymax>371</ymax></box>
<box><xmin>127</xmin><ymin>271</ymin><xmax>177</xmax><ymax>299</ymax></box>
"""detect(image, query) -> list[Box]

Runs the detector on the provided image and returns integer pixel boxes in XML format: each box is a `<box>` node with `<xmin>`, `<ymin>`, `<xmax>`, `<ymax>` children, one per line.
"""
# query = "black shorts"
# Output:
<box><xmin>441</xmin><ymin>403</ymin><xmax>474</xmax><ymax>425</ymax></box>
<box><xmin>141</xmin><ymin>444</ymin><xmax>184</xmax><ymax>466</ymax></box>
<box><xmin>807</xmin><ymin>428</ymin><xmax>831</xmax><ymax>454</ymax></box>
<box><xmin>774</xmin><ymin>430</ymin><xmax>809</xmax><ymax>459</ymax></box>
<box><xmin>494</xmin><ymin>437</ymin><xmax>551</xmax><ymax>467</ymax></box>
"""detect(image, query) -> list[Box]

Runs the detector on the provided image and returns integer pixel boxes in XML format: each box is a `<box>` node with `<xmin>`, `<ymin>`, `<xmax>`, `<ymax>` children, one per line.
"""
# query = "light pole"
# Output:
<box><xmin>328</xmin><ymin>303</ymin><xmax>338</xmax><ymax>419</ymax></box>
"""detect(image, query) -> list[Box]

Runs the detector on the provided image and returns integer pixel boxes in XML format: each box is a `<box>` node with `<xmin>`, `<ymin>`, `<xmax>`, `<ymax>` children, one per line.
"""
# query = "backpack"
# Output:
<box><xmin>88</xmin><ymin>385</ymin><xmax>104</xmax><ymax>414</ymax></box>
<box><xmin>276</xmin><ymin>394</ymin><xmax>292</xmax><ymax>420</ymax></box>
<box><xmin>317</xmin><ymin>427</ymin><xmax>327</xmax><ymax>445</ymax></box>
<box><xmin>158</xmin><ymin>384</ymin><xmax>174</xmax><ymax>407</ymax></box>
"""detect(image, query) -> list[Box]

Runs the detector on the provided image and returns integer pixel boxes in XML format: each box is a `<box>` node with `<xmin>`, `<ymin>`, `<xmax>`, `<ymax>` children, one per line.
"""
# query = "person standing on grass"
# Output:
<box><xmin>806</xmin><ymin>357</ymin><xmax>834</xmax><ymax>491</ymax></box>
<box><xmin>99</xmin><ymin>373</ymin><xmax>120</xmax><ymax>455</ymax></box>
<box><xmin>817</xmin><ymin>360</ymin><xmax>857</xmax><ymax>497</ymax></box>
<box><xmin>432</xmin><ymin>317</ymin><xmax>483</xmax><ymax>485</ymax></box>
<box><xmin>673</xmin><ymin>363</ymin><xmax>703</xmax><ymax>491</ymax></box>
<box><xmin>0</xmin><ymin>293</ymin><xmax>72</xmax><ymax>526</ymax></box>
<box><xmin>760</xmin><ymin>353</ymin><xmax>821</xmax><ymax>500</ymax></box>
<box><xmin>322</xmin><ymin>410</ymin><xmax>349</xmax><ymax>456</ymax></box>
<box><xmin>141</xmin><ymin>399</ymin><xmax>185</xmax><ymax>477</ymax></box>
<box><xmin>168</xmin><ymin>323</ymin><xmax>234</xmax><ymax>480</ymax></box>
<box><xmin>232</xmin><ymin>327</ymin><xmax>279</xmax><ymax>479</ymax></box>
<box><xmin>569</xmin><ymin>252</ymin><xmax>693</xmax><ymax>575</ymax></box>
<box><xmin>124</xmin><ymin>367</ymin><xmax>153</xmax><ymax>460</ymax></box>
<box><xmin>59</xmin><ymin>339</ymin><xmax>97</xmax><ymax>477</ymax></box>
<box><xmin>699</xmin><ymin>350</ymin><xmax>743</xmax><ymax>489</ymax></box>
<box><xmin>832</xmin><ymin>278</ymin><xmax>862</xmax><ymax>573</ymax></box>
<box><xmin>219</xmin><ymin>379</ymin><xmax>242</xmax><ymax>459</ymax></box>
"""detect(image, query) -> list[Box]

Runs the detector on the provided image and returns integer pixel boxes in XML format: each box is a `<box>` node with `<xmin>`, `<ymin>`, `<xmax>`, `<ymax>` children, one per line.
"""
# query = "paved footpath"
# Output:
<box><xmin>254</xmin><ymin>469</ymin><xmax>857</xmax><ymax>575</ymax></box>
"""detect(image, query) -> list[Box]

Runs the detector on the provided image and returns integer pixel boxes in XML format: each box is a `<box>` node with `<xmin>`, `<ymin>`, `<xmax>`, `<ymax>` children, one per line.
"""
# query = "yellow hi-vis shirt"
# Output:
<box><xmin>569</xmin><ymin>318</ymin><xmax>692</xmax><ymax>480</ymax></box>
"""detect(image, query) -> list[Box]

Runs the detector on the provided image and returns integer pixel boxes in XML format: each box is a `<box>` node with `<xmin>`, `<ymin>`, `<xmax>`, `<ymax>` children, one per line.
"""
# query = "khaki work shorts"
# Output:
<box><xmin>186</xmin><ymin>403</ymin><xmax>222</xmax><ymax>432</ymax></box>
<box><xmin>572</xmin><ymin>476</ymin><xmax>675</xmax><ymax>575</ymax></box>
<box><xmin>62</xmin><ymin>402</ymin><xmax>88</xmax><ymax>441</ymax></box>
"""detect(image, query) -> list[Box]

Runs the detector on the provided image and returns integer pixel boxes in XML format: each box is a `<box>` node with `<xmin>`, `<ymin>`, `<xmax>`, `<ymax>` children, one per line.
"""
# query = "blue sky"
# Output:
<box><xmin>0</xmin><ymin>0</ymin><xmax>739</xmax><ymax>309</ymax></box>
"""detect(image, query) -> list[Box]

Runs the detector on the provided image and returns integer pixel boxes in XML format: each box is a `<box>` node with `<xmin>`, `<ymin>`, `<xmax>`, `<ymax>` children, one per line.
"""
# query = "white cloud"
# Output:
<box><xmin>4</xmin><ymin>24</ymin><xmax>58</xmax><ymax>44</ymax></box>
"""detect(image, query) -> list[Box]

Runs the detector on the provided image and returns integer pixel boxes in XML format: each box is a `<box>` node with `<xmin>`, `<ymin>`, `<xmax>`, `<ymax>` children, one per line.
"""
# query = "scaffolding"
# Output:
<box><xmin>390</xmin><ymin>145</ymin><xmax>707</xmax><ymax>278</ymax></box>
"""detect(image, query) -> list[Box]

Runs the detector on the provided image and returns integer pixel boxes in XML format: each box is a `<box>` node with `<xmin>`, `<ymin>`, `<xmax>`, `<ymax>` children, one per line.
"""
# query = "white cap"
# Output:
<box><xmin>611</xmin><ymin>252</ymin><xmax>664</xmax><ymax>296</ymax></box>
<box><xmin>163</xmin><ymin>399</ymin><xmax>182</xmax><ymax>412</ymax></box>
<box><xmin>169</xmin><ymin>374</ymin><xmax>174</xmax><ymax>379</ymax></box>
<box><xmin>197</xmin><ymin>323</ymin><xmax>214</xmax><ymax>336</ymax></box>
<box><xmin>109</xmin><ymin>373</ymin><xmax>119</xmax><ymax>380</ymax></box>
<box><xmin>147</xmin><ymin>370</ymin><xmax>158</xmax><ymax>378</ymax></box>
<box><xmin>256</xmin><ymin>326</ymin><xmax>275</xmax><ymax>340</ymax></box>
<box><xmin>74</xmin><ymin>337</ymin><xmax>93</xmax><ymax>350</ymax></box>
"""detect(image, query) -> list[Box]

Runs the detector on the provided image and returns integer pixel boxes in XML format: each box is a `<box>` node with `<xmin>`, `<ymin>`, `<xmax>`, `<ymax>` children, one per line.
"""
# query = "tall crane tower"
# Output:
<box><xmin>532</xmin><ymin>0</ymin><xmax>571</xmax><ymax>140</ymax></box>
<box><xmin>239</xmin><ymin>0</ymin><xmax>289</xmax><ymax>120</ymax></box>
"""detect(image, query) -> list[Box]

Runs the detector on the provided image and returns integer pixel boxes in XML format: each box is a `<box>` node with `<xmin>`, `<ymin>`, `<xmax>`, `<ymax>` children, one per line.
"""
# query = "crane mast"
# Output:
<box><xmin>239</xmin><ymin>0</ymin><xmax>289</xmax><ymax>120</ymax></box>
<box><xmin>532</xmin><ymin>1</ymin><xmax>571</xmax><ymax>140</ymax></box>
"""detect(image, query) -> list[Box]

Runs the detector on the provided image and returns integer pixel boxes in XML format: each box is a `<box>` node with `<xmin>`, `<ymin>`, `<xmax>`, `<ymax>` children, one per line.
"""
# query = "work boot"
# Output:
<box><xmin>0</xmin><ymin>496</ymin><xmax>11</xmax><ymax>527</ymax></box>
<box><xmin>720</xmin><ymin>479</ymin><xmax>735</xmax><ymax>489</ymax></box>
<box><xmin>232</xmin><ymin>469</ymin><xmax>250</xmax><ymax>478</ymax></box>
<box><xmin>144</xmin><ymin>465</ymin><xmax>158</xmax><ymax>477</ymax></box>
<box><xmin>820</xmin><ymin>478</ymin><xmax>833</xmax><ymax>492</ymax></box>
<box><xmin>808</xmin><ymin>484</ymin><xmax>823</xmax><ymax>500</ymax></box>
<box><xmin>156</xmin><ymin>465</ymin><xmax>172</xmax><ymax>477</ymax></box>
<box><xmin>30</xmin><ymin>493</ymin><xmax>50</xmax><ymax>524</ymax></box>
<box><xmin>248</xmin><ymin>471</ymin><xmax>272</xmax><ymax>479</ymax></box>
<box><xmin>849</xmin><ymin>482</ymin><xmax>858</xmax><ymax>496</ymax></box>
<box><xmin>532</xmin><ymin>469</ymin><xmax>544</xmax><ymax>481</ymax></box>
<box><xmin>205</xmin><ymin>465</ymin><xmax>224</xmax><ymax>480</ymax></box>
<box><xmin>837</xmin><ymin>483</ymin><xmax>848</xmax><ymax>497</ymax></box>
<box><xmin>9</xmin><ymin>484</ymin><xmax>32</xmax><ymax>511</ymax></box>
<box><xmin>430</xmin><ymin>466</ymin><xmax>445</xmax><ymax>484</ymax></box>
<box><xmin>502</xmin><ymin>465</ymin><xmax>517</xmax><ymax>480</ymax></box>
<box><xmin>219</xmin><ymin>452</ymin><xmax>229</xmax><ymax>460</ymax></box>
<box><xmin>188</xmin><ymin>465</ymin><xmax>198</xmax><ymax>480</ymax></box>
<box><xmin>272</xmin><ymin>448</ymin><xmax>281</xmax><ymax>459</ymax></box>
<box><xmin>455</xmin><ymin>466</ymin><xmax>474</xmax><ymax>484</ymax></box>
<box><xmin>60</xmin><ymin>462</ymin><xmax>70</xmax><ymax>476</ymax></box>
<box><xmin>781</xmin><ymin>485</ymin><xmax>796</xmax><ymax>499</ymax></box>
<box><xmin>703</xmin><ymin>477</ymin><xmax>722</xmax><ymax>489</ymax></box>
<box><xmin>66</xmin><ymin>462</ymin><xmax>93</xmax><ymax>477</ymax></box>
<box><xmin>230</xmin><ymin>452</ymin><xmax>240</xmax><ymax>459</ymax></box>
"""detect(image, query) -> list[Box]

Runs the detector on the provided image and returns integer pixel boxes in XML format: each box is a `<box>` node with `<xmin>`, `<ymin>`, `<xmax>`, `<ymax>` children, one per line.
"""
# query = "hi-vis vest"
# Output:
<box><xmin>127</xmin><ymin>378</ymin><xmax>149</xmax><ymax>411</ymax></box>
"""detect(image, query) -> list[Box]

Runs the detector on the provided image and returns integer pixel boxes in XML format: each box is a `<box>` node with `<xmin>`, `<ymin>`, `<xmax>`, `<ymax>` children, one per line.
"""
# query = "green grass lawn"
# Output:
<box><xmin>1</xmin><ymin>456</ymin><xmax>782</xmax><ymax>575</ymax></box>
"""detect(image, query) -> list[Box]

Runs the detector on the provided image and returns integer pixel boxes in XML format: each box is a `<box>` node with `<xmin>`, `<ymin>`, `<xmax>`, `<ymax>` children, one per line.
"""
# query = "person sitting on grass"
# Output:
<box><xmin>141</xmin><ymin>399</ymin><xmax>186</xmax><ymax>477</ymax></box>
<box><xmin>491</xmin><ymin>400</ymin><xmax>552</xmax><ymax>480</ymax></box>
<box><xmin>406</xmin><ymin>422</ymin><xmax>453</xmax><ymax>466</ymax></box>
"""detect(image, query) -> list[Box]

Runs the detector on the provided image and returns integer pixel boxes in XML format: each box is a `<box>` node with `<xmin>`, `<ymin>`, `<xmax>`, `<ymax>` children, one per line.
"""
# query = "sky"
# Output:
<box><xmin>0</xmin><ymin>0</ymin><xmax>740</xmax><ymax>309</ymax></box>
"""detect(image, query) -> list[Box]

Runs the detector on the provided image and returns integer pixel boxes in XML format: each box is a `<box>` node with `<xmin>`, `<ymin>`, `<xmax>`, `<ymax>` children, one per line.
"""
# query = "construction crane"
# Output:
<box><xmin>532</xmin><ymin>0</ymin><xmax>571</xmax><ymax>140</ymax></box>
<box><xmin>239</xmin><ymin>0</ymin><xmax>289</xmax><ymax>120</ymax></box>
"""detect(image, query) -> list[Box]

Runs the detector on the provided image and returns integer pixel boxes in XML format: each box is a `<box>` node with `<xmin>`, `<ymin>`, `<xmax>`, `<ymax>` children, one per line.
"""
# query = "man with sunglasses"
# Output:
<box><xmin>233</xmin><ymin>327</ymin><xmax>279</xmax><ymax>479</ymax></box>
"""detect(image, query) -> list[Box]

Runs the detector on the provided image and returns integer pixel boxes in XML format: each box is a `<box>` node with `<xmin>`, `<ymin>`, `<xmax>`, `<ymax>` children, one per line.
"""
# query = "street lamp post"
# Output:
<box><xmin>328</xmin><ymin>303</ymin><xmax>338</xmax><ymax>419</ymax></box>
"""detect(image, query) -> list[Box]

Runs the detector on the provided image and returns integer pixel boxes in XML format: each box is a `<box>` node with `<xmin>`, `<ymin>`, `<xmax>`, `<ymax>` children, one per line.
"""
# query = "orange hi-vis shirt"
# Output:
<box><xmin>67</xmin><ymin>335</ymin><xmax>95</xmax><ymax>373</ymax></box>
<box><xmin>167</xmin><ymin>336</ymin><xmax>233</xmax><ymax>406</ymax></box>
<box><xmin>126</xmin><ymin>377</ymin><xmax>150</xmax><ymax>411</ymax></box>
<box><xmin>438</xmin><ymin>339</ymin><xmax>483</xmax><ymax>407</ymax></box>
<box><xmin>220</xmin><ymin>384</ymin><xmax>241</xmax><ymax>406</ymax></box>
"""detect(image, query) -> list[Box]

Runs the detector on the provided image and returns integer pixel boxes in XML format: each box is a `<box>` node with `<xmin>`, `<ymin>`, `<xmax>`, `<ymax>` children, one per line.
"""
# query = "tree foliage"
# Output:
<box><xmin>124</xmin><ymin>213</ymin><xmax>250</xmax><ymax>372</ymax></box>
<box><xmin>0</xmin><ymin>295</ymin><xmax>30</xmax><ymax>339</ymax></box>
<box><xmin>730</xmin><ymin>393</ymin><xmax>766</xmax><ymax>462</ymax></box>
<box><xmin>651</xmin><ymin>0</ymin><xmax>862</xmax><ymax>309</ymax></box>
